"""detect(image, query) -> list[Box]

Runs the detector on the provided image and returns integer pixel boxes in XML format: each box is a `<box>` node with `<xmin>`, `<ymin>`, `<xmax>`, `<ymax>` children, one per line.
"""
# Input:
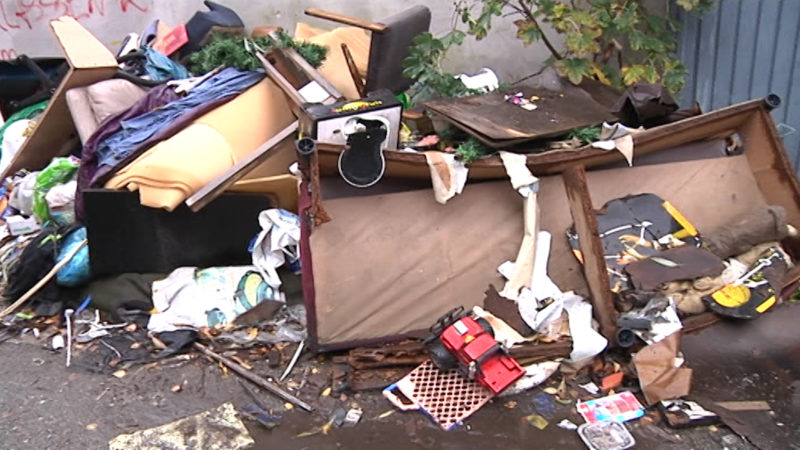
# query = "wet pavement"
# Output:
<box><xmin>2</xmin><ymin>305</ymin><xmax>798</xmax><ymax>449</ymax></box>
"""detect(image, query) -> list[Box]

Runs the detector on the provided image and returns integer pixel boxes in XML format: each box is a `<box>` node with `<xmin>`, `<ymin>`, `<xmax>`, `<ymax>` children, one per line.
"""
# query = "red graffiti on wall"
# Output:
<box><xmin>0</xmin><ymin>0</ymin><xmax>146</xmax><ymax>33</ymax></box>
<box><xmin>0</xmin><ymin>47</ymin><xmax>17</xmax><ymax>59</ymax></box>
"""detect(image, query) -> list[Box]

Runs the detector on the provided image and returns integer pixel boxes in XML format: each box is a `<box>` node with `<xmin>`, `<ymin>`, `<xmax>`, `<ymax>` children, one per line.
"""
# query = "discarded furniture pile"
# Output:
<box><xmin>0</xmin><ymin>2</ymin><xmax>798</xmax><ymax>447</ymax></box>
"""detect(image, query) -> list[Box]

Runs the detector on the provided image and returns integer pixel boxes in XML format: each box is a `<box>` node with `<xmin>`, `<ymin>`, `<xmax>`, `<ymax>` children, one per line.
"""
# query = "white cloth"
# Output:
<box><xmin>251</xmin><ymin>209</ymin><xmax>301</xmax><ymax>289</ymax></box>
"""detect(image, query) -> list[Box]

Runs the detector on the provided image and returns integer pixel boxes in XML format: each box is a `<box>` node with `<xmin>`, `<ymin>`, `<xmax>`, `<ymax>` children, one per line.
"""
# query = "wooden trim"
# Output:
<box><xmin>562</xmin><ymin>165</ymin><xmax>618</xmax><ymax>343</ymax></box>
<box><xmin>304</xmin><ymin>7</ymin><xmax>387</xmax><ymax>33</ymax></box>
<box><xmin>283</xmin><ymin>47</ymin><xmax>343</xmax><ymax>100</ymax></box>
<box><xmin>341</xmin><ymin>43</ymin><xmax>366</xmax><ymax>98</ymax></box>
<box><xmin>185</xmin><ymin>121</ymin><xmax>299</xmax><ymax>211</ymax></box>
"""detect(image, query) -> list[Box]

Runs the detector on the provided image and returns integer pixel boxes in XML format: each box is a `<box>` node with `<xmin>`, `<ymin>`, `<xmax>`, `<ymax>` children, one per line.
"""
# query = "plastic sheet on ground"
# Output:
<box><xmin>148</xmin><ymin>266</ymin><xmax>282</xmax><ymax>333</ymax></box>
<box><xmin>108</xmin><ymin>402</ymin><xmax>254</xmax><ymax>450</ymax></box>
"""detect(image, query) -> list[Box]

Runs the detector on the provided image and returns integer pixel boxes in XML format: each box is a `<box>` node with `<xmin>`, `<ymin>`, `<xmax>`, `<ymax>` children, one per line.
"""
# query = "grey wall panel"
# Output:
<box><xmin>678</xmin><ymin>0</ymin><xmax>800</xmax><ymax>171</ymax></box>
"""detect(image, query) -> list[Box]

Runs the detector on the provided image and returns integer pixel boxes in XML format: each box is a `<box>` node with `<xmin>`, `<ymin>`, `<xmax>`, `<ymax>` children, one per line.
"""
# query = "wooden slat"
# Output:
<box><xmin>186</xmin><ymin>121</ymin><xmax>299</xmax><ymax>211</ymax></box>
<box><xmin>304</xmin><ymin>7</ymin><xmax>387</xmax><ymax>33</ymax></box>
<box><xmin>562</xmin><ymin>166</ymin><xmax>618</xmax><ymax>342</ymax></box>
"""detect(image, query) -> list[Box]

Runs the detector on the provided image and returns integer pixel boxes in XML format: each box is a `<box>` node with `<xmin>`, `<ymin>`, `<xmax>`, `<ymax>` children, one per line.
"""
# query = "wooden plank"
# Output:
<box><xmin>716</xmin><ymin>401</ymin><xmax>772</xmax><ymax>411</ymax></box>
<box><xmin>1</xmin><ymin>66</ymin><xmax>117</xmax><ymax>177</ymax></box>
<box><xmin>284</xmin><ymin>47</ymin><xmax>343</xmax><ymax>100</ymax></box>
<box><xmin>710</xmin><ymin>0</ymin><xmax>739</xmax><ymax>110</ymax></box>
<box><xmin>186</xmin><ymin>121</ymin><xmax>299</xmax><ymax>212</ymax></box>
<box><xmin>50</xmin><ymin>16</ymin><xmax>117</xmax><ymax>69</ymax></box>
<box><xmin>424</xmin><ymin>85</ymin><xmax>615</xmax><ymax>143</ymax></box>
<box><xmin>1</xmin><ymin>17</ymin><xmax>118</xmax><ymax>177</ymax></box>
<box><xmin>304</xmin><ymin>7</ymin><xmax>387</xmax><ymax>33</ymax></box>
<box><xmin>562</xmin><ymin>166</ymin><xmax>617</xmax><ymax>342</ymax></box>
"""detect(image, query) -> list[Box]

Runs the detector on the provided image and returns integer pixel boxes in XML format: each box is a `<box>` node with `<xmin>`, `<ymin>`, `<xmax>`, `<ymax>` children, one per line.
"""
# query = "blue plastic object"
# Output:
<box><xmin>56</xmin><ymin>227</ymin><xmax>90</xmax><ymax>287</ymax></box>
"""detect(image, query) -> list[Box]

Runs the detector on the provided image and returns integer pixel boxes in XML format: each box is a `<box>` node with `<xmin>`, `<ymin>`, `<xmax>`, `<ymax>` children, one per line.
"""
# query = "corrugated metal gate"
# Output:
<box><xmin>676</xmin><ymin>0</ymin><xmax>800</xmax><ymax>171</ymax></box>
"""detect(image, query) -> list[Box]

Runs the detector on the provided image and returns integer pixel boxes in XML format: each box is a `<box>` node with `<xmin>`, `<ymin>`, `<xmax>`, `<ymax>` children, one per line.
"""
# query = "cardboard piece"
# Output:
<box><xmin>633</xmin><ymin>332</ymin><xmax>693</xmax><ymax>405</ymax></box>
<box><xmin>1</xmin><ymin>17</ymin><xmax>118</xmax><ymax>178</ymax></box>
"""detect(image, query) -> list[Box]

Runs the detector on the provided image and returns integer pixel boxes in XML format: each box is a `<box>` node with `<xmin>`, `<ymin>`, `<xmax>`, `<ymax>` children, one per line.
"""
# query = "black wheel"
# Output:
<box><xmin>428</xmin><ymin>341</ymin><xmax>458</xmax><ymax>371</ymax></box>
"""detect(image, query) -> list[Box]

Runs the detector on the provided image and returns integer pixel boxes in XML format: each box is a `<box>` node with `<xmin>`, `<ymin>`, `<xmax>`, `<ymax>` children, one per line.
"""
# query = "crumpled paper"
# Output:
<box><xmin>499</xmin><ymin>151</ymin><xmax>540</xmax><ymax>300</ymax></box>
<box><xmin>424</xmin><ymin>151</ymin><xmax>468</xmax><ymax>204</ymax></box>
<box><xmin>251</xmin><ymin>209</ymin><xmax>300</xmax><ymax>289</ymax></box>
<box><xmin>633</xmin><ymin>332</ymin><xmax>692</xmax><ymax>405</ymax></box>
<box><xmin>563</xmin><ymin>294</ymin><xmax>608</xmax><ymax>363</ymax></box>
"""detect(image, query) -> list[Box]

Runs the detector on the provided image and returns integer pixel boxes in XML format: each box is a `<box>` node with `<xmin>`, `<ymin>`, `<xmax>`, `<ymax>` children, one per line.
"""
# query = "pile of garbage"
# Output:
<box><xmin>0</xmin><ymin>2</ymin><xmax>798</xmax><ymax>448</ymax></box>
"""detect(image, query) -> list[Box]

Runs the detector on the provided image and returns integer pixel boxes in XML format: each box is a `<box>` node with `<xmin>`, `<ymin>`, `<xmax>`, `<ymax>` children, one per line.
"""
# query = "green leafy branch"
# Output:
<box><xmin>455</xmin><ymin>0</ymin><xmax>714</xmax><ymax>93</ymax></box>
<box><xmin>187</xmin><ymin>30</ymin><xmax>328</xmax><ymax>75</ymax></box>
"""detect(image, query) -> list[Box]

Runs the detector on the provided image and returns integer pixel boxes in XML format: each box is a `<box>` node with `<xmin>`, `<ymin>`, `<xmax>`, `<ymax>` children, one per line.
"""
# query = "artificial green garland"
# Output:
<box><xmin>187</xmin><ymin>31</ymin><xmax>328</xmax><ymax>75</ymax></box>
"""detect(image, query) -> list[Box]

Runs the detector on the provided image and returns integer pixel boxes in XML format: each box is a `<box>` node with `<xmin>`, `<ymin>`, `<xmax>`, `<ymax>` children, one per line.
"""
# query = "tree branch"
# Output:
<box><xmin>516</xmin><ymin>0</ymin><xmax>563</xmax><ymax>60</ymax></box>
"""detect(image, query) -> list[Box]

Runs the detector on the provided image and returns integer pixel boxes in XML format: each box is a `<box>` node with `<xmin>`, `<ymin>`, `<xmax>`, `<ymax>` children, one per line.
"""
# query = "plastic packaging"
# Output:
<box><xmin>32</xmin><ymin>157</ymin><xmax>78</xmax><ymax>224</ymax></box>
<box><xmin>45</xmin><ymin>180</ymin><xmax>77</xmax><ymax>226</ymax></box>
<box><xmin>56</xmin><ymin>227</ymin><xmax>90</xmax><ymax>287</ymax></box>
<box><xmin>577</xmin><ymin>420</ymin><xmax>635</xmax><ymax>450</ymax></box>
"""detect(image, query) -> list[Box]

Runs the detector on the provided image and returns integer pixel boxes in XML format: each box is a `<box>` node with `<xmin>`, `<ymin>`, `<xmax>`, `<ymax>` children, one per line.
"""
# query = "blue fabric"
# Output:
<box><xmin>143</xmin><ymin>46</ymin><xmax>191</xmax><ymax>81</ymax></box>
<box><xmin>95</xmin><ymin>68</ymin><xmax>264</xmax><ymax>170</ymax></box>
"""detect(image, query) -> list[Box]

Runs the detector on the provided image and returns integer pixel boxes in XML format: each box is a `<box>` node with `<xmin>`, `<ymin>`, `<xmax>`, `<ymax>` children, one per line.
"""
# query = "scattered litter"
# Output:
<box><xmin>558</xmin><ymin>419</ymin><xmax>578</xmax><ymax>431</ymax></box>
<box><xmin>577</xmin><ymin>420</ymin><xmax>635</xmax><ymax>450</ymax></box>
<box><xmin>51</xmin><ymin>334</ymin><xmax>64</xmax><ymax>350</ymax></box>
<box><xmin>112</xmin><ymin>369</ymin><xmax>127</xmax><ymax>378</ymax></box>
<box><xmin>632</xmin><ymin>332</ymin><xmax>692</xmax><ymax>405</ymax></box>
<box><xmin>660</xmin><ymin>399</ymin><xmax>719</xmax><ymax>428</ymax></box>
<box><xmin>239</xmin><ymin>403</ymin><xmax>281</xmax><ymax>430</ymax></box>
<box><xmin>377</xmin><ymin>410</ymin><xmax>395</xmax><ymax>420</ymax></box>
<box><xmin>504</xmin><ymin>92</ymin><xmax>538</xmax><ymax>111</ymax></box>
<box><xmin>109</xmin><ymin>403</ymin><xmax>254</xmax><ymax>450</ymax></box>
<box><xmin>499</xmin><ymin>360</ymin><xmax>560</xmax><ymax>397</ymax></box>
<box><xmin>579</xmin><ymin>382</ymin><xmax>600</xmax><ymax>395</ymax></box>
<box><xmin>577</xmin><ymin>392</ymin><xmax>644</xmax><ymax>424</ymax></box>
<box><xmin>600</xmin><ymin>372</ymin><xmax>624</xmax><ymax>391</ymax></box>
<box><xmin>86</xmin><ymin>423</ymin><xmax>98</xmax><ymax>431</ymax></box>
<box><xmin>170</xmin><ymin>384</ymin><xmax>182</xmax><ymax>393</ymax></box>
<box><xmin>523</xmin><ymin>413</ymin><xmax>549</xmax><ymax>430</ymax></box>
<box><xmin>342</xmin><ymin>408</ymin><xmax>362</xmax><ymax>427</ymax></box>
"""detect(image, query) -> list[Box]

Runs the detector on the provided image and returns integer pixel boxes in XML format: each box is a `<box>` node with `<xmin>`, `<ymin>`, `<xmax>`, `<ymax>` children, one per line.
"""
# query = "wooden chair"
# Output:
<box><xmin>305</xmin><ymin>6</ymin><xmax>431</xmax><ymax>97</ymax></box>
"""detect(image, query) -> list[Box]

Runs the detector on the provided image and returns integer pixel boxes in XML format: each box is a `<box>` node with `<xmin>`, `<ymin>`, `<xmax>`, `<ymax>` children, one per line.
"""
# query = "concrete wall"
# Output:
<box><xmin>0</xmin><ymin>0</ymin><xmax>560</xmax><ymax>83</ymax></box>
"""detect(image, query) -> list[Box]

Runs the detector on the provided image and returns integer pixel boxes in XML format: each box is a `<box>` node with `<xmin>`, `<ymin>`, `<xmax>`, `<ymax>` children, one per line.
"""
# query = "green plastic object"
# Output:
<box><xmin>396</xmin><ymin>92</ymin><xmax>410</xmax><ymax>110</ymax></box>
<box><xmin>0</xmin><ymin>100</ymin><xmax>49</xmax><ymax>145</ymax></box>
<box><xmin>32</xmin><ymin>157</ymin><xmax>78</xmax><ymax>224</ymax></box>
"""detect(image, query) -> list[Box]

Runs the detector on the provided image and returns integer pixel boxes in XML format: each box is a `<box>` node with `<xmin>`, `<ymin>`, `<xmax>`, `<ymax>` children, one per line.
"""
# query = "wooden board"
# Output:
<box><xmin>424</xmin><ymin>84</ymin><xmax>615</xmax><ymax>146</ymax></box>
<box><xmin>563</xmin><ymin>166</ymin><xmax>618</xmax><ymax>341</ymax></box>
<box><xmin>1</xmin><ymin>17</ymin><xmax>117</xmax><ymax>178</ymax></box>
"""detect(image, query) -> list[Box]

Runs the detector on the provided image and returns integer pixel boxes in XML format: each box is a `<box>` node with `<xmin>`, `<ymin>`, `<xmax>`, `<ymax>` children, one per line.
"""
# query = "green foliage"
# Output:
<box><xmin>455</xmin><ymin>137</ymin><xmax>490</xmax><ymax>163</ymax></box>
<box><xmin>455</xmin><ymin>0</ymin><xmax>714</xmax><ymax>93</ymax></box>
<box><xmin>402</xmin><ymin>31</ymin><xmax>480</xmax><ymax>106</ymax></box>
<box><xmin>187</xmin><ymin>31</ymin><xmax>328</xmax><ymax>75</ymax></box>
<box><xmin>567</xmin><ymin>125</ymin><xmax>601</xmax><ymax>145</ymax></box>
